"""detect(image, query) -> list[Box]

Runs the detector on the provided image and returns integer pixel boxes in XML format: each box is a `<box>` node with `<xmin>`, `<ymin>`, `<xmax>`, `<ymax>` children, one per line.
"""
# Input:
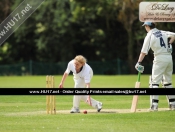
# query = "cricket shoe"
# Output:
<box><xmin>96</xmin><ymin>102</ymin><xmax>103</xmax><ymax>112</ymax></box>
<box><xmin>70</xmin><ymin>107</ymin><xmax>80</xmax><ymax>113</ymax></box>
<box><xmin>169</xmin><ymin>104</ymin><xmax>175</xmax><ymax>111</ymax></box>
<box><xmin>149</xmin><ymin>105</ymin><xmax>158</xmax><ymax>112</ymax></box>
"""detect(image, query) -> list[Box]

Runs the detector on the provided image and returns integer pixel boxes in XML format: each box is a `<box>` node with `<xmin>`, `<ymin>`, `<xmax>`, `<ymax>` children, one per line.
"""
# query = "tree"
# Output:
<box><xmin>117</xmin><ymin>0</ymin><xmax>142</xmax><ymax>73</ymax></box>
<box><xmin>0</xmin><ymin>0</ymin><xmax>13</xmax><ymax>23</ymax></box>
<box><xmin>0</xmin><ymin>0</ymin><xmax>14</xmax><ymax>64</ymax></box>
<box><xmin>1</xmin><ymin>0</ymin><xmax>174</xmax><ymax>75</ymax></box>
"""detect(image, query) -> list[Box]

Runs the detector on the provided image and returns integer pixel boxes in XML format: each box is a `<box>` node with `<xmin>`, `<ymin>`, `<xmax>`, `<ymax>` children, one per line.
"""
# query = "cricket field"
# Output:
<box><xmin>0</xmin><ymin>75</ymin><xmax>175</xmax><ymax>132</ymax></box>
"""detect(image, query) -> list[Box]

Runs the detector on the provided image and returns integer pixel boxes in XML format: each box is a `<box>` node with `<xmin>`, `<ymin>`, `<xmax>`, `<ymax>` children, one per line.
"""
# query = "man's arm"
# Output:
<box><xmin>138</xmin><ymin>52</ymin><xmax>147</xmax><ymax>62</ymax></box>
<box><xmin>169</xmin><ymin>35</ymin><xmax>175</xmax><ymax>44</ymax></box>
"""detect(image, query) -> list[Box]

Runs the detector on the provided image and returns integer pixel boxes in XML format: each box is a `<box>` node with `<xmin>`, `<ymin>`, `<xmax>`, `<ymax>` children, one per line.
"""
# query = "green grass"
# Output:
<box><xmin>0</xmin><ymin>75</ymin><xmax>175</xmax><ymax>132</ymax></box>
<box><xmin>0</xmin><ymin>74</ymin><xmax>151</xmax><ymax>88</ymax></box>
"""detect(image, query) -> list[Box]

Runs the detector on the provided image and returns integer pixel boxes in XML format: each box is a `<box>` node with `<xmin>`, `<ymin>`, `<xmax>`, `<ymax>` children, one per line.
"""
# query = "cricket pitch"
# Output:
<box><xmin>4</xmin><ymin>108</ymin><xmax>171</xmax><ymax>116</ymax></box>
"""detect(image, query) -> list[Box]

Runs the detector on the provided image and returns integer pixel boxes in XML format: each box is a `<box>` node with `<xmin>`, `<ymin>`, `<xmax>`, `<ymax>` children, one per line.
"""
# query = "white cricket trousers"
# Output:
<box><xmin>72</xmin><ymin>69</ymin><xmax>99</xmax><ymax>109</ymax></box>
<box><xmin>152</xmin><ymin>55</ymin><xmax>173</xmax><ymax>84</ymax></box>
<box><xmin>150</xmin><ymin>54</ymin><xmax>175</xmax><ymax>106</ymax></box>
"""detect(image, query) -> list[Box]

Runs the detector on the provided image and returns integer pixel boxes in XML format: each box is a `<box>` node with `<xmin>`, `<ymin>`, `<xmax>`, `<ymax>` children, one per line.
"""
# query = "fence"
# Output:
<box><xmin>0</xmin><ymin>59</ymin><xmax>153</xmax><ymax>76</ymax></box>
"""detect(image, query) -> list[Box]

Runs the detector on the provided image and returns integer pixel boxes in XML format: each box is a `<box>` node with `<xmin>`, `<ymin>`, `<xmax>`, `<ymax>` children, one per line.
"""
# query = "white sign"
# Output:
<box><xmin>139</xmin><ymin>2</ymin><xmax>175</xmax><ymax>22</ymax></box>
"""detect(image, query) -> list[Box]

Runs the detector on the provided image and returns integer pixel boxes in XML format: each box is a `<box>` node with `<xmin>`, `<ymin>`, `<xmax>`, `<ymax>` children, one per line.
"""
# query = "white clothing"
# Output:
<box><xmin>65</xmin><ymin>60</ymin><xmax>93</xmax><ymax>86</ymax></box>
<box><xmin>141</xmin><ymin>28</ymin><xmax>175</xmax><ymax>108</ymax></box>
<box><xmin>141</xmin><ymin>28</ymin><xmax>175</xmax><ymax>84</ymax></box>
<box><xmin>65</xmin><ymin>59</ymin><xmax>100</xmax><ymax>110</ymax></box>
<box><xmin>73</xmin><ymin>95</ymin><xmax>99</xmax><ymax>109</ymax></box>
<box><xmin>141</xmin><ymin>28</ymin><xmax>175</xmax><ymax>56</ymax></box>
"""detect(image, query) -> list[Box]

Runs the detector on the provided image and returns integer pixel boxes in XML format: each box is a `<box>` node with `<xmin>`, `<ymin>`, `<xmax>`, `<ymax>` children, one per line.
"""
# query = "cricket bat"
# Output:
<box><xmin>130</xmin><ymin>72</ymin><xmax>141</xmax><ymax>112</ymax></box>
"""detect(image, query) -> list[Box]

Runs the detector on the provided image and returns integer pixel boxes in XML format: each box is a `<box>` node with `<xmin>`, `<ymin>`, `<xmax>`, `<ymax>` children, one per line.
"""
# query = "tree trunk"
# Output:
<box><xmin>127</xmin><ymin>28</ymin><xmax>135</xmax><ymax>74</ymax></box>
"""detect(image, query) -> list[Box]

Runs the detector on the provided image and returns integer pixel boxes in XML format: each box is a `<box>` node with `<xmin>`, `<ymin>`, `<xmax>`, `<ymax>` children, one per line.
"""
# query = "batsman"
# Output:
<box><xmin>135</xmin><ymin>22</ymin><xmax>175</xmax><ymax>111</ymax></box>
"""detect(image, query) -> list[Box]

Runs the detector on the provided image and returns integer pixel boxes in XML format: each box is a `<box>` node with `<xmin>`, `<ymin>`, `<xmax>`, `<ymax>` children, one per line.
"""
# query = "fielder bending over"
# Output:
<box><xmin>59</xmin><ymin>55</ymin><xmax>102</xmax><ymax>113</ymax></box>
<box><xmin>135</xmin><ymin>22</ymin><xmax>175</xmax><ymax>111</ymax></box>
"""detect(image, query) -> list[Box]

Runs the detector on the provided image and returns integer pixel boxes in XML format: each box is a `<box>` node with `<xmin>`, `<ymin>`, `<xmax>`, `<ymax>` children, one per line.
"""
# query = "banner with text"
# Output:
<box><xmin>0</xmin><ymin>88</ymin><xmax>175</xmax><ymax>95</ymax></box>
<box><xmin>139</xmin><ymin>2</ymin><xmax>175</xmax><ymax>22</ymax></box>
<box><xmin>0</xmin><ymin>0</ymin><xmax>45</xmax><ymax>46</ymax></box>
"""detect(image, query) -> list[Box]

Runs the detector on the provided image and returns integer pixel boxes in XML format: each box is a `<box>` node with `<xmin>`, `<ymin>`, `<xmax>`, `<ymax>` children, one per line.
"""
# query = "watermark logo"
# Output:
<box><xmin>0</xmin><ymin>0</ymin><xmax>45</xmax><ymax>46</ymax></box>
<box><xmin>139</xmin><ymin>2</ymin><xmax>175</xmax><ymax>22</ymax></box>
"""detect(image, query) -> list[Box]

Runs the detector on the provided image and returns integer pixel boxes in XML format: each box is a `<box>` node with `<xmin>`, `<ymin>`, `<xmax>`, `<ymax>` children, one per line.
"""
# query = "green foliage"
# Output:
<box><xmin>0</xmin><ymin>0</ymin><xmax>14</xmax><ymax>22</ymax></box>
<box><xmin>1</xmin><ymin>0</ymin><xmax>175</xmax><ymax>74</ymax></box>
<box><xmin>1</xmin><ymin>0</ymin><xmax>128</xmax><ymax>64</ymax></box>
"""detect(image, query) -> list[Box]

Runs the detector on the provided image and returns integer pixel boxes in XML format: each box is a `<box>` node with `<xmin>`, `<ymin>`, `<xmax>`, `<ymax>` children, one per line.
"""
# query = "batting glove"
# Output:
<box><xmin>167</xmin><ymin>43</ymin><xmax>173</xmax><ymax>53</ymax></box>
<box><xmin>135</xmin><ymin>62</ymin><xmax>144</xmax><ymax>73</ymax></box>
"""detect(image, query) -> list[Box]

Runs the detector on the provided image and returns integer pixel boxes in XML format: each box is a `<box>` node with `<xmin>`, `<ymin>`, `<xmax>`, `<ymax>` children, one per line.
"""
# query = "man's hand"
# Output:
<box><xmin>135</xmin><ymin>62</ymin><xmax>144</xmax><ymax>73</ymax></box>
<box><xmin>167</xmin><ymin>43</ymin><xmax>173</xmax><ymax>53</ymax></box>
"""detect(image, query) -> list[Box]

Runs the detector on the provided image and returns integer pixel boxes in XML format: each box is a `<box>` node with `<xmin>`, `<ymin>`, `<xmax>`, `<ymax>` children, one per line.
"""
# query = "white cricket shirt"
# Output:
<box><xmin>65</xmin><ymin>60</ymin><xmax>93</xmax><ymax>83</ymax></box>
<box><xmin>141</xmin><ymin>28</ymin><xmax>175</xmax><ymax>56</ymax></box>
